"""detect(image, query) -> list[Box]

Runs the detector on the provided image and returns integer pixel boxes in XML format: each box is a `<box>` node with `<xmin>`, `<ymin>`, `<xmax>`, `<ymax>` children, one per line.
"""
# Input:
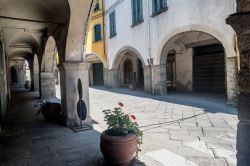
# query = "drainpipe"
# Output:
<box><xmin>147</xmin><ymin>0</ymin><xmax>154</xmax><ymax>95</ymax></box>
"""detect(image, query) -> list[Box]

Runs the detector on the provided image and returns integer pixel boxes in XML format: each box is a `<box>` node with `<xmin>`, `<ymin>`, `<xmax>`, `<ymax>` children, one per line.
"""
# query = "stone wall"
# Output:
<box><xmin>0</xmin><ymin>40</ymin><xmax>8</xmax><ymax>132</ymax></box>
<box><xmin>226</xmin><ymin>1</ymin><xmax>250</xmax><ymax>165</ymax></box>
<box><xmin>237</xmin><ymin>0</ymin><xmax>250</xmax><ymax>12</ymax></box>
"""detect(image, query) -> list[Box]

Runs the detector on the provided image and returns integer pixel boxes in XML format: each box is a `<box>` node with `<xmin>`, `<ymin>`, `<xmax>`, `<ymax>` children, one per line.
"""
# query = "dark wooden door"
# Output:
<box><xmin>138</xmin><ymin>59</ymin><xmax>144</xmax><ymax>86</ymax></box>
<box><xmin>93</xmin><ymin>63</ymin><xmax>104</xmax><ymax>85</ymax></box>
<box><xmin>193</xmin><ymin>44</ymin><xmax>226</xmax><ymax>93</ymax></box>
<box><xmin>167</xmin><ymin>53</ymin><xmax>176</xmax><ymax>89</ymax></box>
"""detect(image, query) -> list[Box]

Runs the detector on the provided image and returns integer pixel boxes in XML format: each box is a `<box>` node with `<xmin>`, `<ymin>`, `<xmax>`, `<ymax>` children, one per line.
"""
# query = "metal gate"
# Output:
<box><xmin>193</xmin><ymin>44</ymin><xmax>226</xmax><ymax>93</ymax></box>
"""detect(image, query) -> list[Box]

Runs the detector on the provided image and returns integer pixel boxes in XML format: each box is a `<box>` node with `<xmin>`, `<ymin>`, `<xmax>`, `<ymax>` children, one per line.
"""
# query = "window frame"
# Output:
<box><xmin>152</xmin><ymin>0</ymin><xmax>168</xmax><ymax>17</ymax></box>
<box><xmin>109</xmin><ymin>11</ymin><xmax>117</xmax><ymax>38</ymax></box>
<box><xmin>93</xmin><ymin>24</ymin><xmax>102</xmax><ymax>42</ymax></box>
<box><xmin>94</xmin><ymin>0</ymin><xmax>100</xmax><ymax>12</ymax></box>
<box><xmin>131</xmin><ymin>0</ymin><xmax>144</xmax><ymax>27</ymax></box>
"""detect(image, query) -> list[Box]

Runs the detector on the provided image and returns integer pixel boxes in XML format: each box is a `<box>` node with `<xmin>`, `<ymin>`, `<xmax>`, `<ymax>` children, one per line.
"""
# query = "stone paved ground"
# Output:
<box><xmin>0</xmin><ymin>89</ymin><xmax>102</xmax><ymax>166</ymax></box>
<box><xmin>0</xmin><ymin>88</ymin><xmax>238</xmax><ymax>166</ymax></box>
<box><xmin>90</xmin><ymin>87</ymin><xmax>238</xmax><ymax>166</ymax></box>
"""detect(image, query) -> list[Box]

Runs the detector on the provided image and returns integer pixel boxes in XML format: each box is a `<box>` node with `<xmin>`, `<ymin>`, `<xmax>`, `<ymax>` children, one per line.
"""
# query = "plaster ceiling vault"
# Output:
<box><xmin>0</xmin><ymin>0</ymin><xmax>70</xmax><ymax>61</ymax></box>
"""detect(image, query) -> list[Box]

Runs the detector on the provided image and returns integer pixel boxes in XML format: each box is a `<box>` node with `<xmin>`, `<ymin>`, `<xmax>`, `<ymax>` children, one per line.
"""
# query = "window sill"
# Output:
<box><xmin>131</xmin><ymin>19</ymin><xmax>144</xmax><ymax>28</ymax></box>
<box><xmin>109</xmin><ymin>33</ymin><xmax>117</xmax><ymax>39</ymax></box>
<box><xmin>93</xmin><ymin>39</ymin><xmax>103</xmax><ymax>43</ymax></box>
<box><xmin>151</xmin><ymin>7</ymin><xmax>168</xmax><ymax>17</ymax></box>
<box><xmin>94</xmin><ymin>8</ymin><xmax>101</xmax><ymax>13</ymax></box>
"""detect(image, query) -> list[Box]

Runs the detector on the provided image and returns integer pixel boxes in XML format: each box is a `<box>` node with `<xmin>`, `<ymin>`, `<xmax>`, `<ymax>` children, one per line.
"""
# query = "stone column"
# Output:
<box><xmin>153</xmin><ymin>65</ymin><xmax>167</xmax><ymax>95</ymax></box>
<box><xmin>144</xmin><ymin>66</ymin><xmax>151</xmax><ymax>93</ymax></box>
<box><xmin>227</xmin><ymin>3</ymin><xmax>250</xmax><ymax>165</ymax></box>
<box><xmin>106</xmin><ymin>69</ymin><xmax>120</xmax><ymax>88</ymax></box>
<box><xmin>34</xmin><ymin>72</ymin><xmax>39</xmax><ymax>91</ymax></box>
<box><xmin>58</xmin><ymin>62</ymin><xmax>91</xmax><ymax>128</ymax></box>
<box><xmin>41</xmin><ymin>72</ymin><xmax>56</xmax><ymax>98</ymax></box>
<box><xmin>226</xmin><ymin>57</ymin><xmax>238</xmax><ymax>105</ymax></box>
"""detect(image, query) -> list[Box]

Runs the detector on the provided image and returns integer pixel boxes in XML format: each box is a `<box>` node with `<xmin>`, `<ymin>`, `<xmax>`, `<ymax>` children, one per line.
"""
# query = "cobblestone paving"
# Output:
<box><xmin>90</xmin><ymin>87</ymin><xmax>238</xmax><ymax>166</ymax></box>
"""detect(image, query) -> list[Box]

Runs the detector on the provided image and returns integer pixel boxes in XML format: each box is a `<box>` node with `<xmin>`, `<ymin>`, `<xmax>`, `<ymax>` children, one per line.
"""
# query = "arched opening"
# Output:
<box><xmin>33</xmin><ymin>55</ymin><xmax>39</xmax><ymax>91</ymax></box>
<box><xmin>11</xmin><ymin>67</ymin><xmax>18</xmax><ymax>84</ymax></box>
<box><xmin>85</xmin><ymin>54</ymin><xmax>106</xmax><ymax>86</ymax></box>
<box><xmin>54</xmin><ymin>53</ymin><xmax>61</xmax><ymax>99</ymax></box>
<box><xmin>41</xmin><ymin>36</ymin><xmax>61</xmax><ymax>99</ymax></box>
<box><xmin>112</xmin><ymin>47</ymin><xmax>145</xmax><ymax>89</ymax></box>
<box><xmin>25</xmin><ymin>60</ymin><xmax>31</xmax><ymax>90</ymax></box>
<box><xmin>160</xmin><ymin>31</ymin><xmax>227</xmax><ymax>96</ymax></box>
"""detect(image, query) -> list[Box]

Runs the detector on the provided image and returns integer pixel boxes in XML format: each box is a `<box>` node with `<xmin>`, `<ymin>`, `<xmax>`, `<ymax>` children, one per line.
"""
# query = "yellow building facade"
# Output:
<box><xmin>86</xmin><ymin>0</ymin><xmax>107</xmax><ymax>86</ymax></box>
<box><xmin>86</xmin><ymin>0</ymin><xmax>106</xmax><ymax>66</ymax></box>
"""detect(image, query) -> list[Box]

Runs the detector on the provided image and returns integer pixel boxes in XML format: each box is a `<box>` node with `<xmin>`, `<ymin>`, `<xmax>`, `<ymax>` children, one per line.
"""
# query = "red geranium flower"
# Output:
<box><xmin>118</xmin><ymin>102</ymin><xmax>124</xmax><ymax>107</ymax></box>
<box><xmin>131</xmin><ymin>115</ymin><xmax>136</xmax><ymax>120</ymax></box>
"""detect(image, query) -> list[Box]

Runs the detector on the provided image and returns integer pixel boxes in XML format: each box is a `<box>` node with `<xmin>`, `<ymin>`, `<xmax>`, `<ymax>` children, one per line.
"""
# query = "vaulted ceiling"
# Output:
<box><xmin>0</xmin><ymin>0</ymin><xmax>70</xmax><ymax>61</ymax></box>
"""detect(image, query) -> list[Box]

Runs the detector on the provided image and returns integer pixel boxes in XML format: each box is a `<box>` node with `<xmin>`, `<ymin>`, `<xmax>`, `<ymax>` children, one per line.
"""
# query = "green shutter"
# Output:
<box><xmin>109</xmin><ymin>12</ymin><xmax>116</xmax><ymax>37</ymax></box>
<box><xmin>132</xmin><ymin>0</ymin><xmax>143</xmax><ymax>25</ymax></box>
<box><xmin>153</xmin><ymin>0</ymin><xmax>166</xmax><ymax>14</ymax></box>
<box><xmin>94</xmin><ymin>24</ymin><xmax>101</xmax><ymax>41</ymax></box>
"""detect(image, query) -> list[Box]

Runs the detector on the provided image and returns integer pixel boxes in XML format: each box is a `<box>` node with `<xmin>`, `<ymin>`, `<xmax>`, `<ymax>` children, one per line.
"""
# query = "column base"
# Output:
<box><xmin>62</xmin><ymin>115</ymin><xmax>93</xmax><ymax>129</ymax></box>
<box><xmin>153</xmin><ymin>65</ymin><xmax>167</xmax><ymax>95</ymax></box>
<box><xmin>106</xmin><ymin>69</ymin><xmax>120</xmax><ymax>88</ymax></box>
<box><xmin>237</xmin><ymin>121</ymin><xmax>250</xmax><ymax>166</ymax></box>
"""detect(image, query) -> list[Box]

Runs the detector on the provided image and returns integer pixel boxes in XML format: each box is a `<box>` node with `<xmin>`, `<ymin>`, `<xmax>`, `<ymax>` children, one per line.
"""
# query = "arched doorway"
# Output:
<box><xmin>85</xmin><ymin>54</ymin><xmax>106</xmax><ymax>86</ymax></box>
<box><xmin>112</xmin><ymin>48</ymin><xmax>145</xmax><ymax>89</ymax></box>
<box><xmin>41</xmin><ymin>36</ymin><xmax>61</xmax><ymax>99</ymax></box>
<box><xmin>160</xmin><ymin>31</ymin><xmax>228</xmax><ymax>95</ymax></box>
<box><xmin>11</xmin><ymin>67</ymin><xmax>18</xmax><ymax>84</ymax></box>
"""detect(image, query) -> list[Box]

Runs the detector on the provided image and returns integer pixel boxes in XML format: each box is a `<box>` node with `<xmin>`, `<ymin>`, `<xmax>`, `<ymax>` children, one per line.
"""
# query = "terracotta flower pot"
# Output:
<box><xmin>41</xmin><ymin>103</ymin><xmax>61</xmax><ymax>121</ymax></box>
<box><xmin>100</xmin><ymin>130</ymin><xmax>137</xmax><ymax>166</ymax></box>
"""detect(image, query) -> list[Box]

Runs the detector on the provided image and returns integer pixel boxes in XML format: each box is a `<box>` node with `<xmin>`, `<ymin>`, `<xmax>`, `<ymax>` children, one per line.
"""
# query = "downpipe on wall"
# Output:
<box><xmin>147</xmin><ymin>0</ymin><xmax>155</xmax><ymax>96</ymax></box>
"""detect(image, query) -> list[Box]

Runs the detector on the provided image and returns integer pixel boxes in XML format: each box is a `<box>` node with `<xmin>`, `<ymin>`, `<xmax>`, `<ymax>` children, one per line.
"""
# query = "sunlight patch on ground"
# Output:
<box><xmin>184</xmin><ymin>141</ymin><xmax>214</xmax><ymax>157</ymax></box>
<box><xmin>146</xmin><ymin>149</ymin><xmax>198</xmax><ymax>166</ymax></box>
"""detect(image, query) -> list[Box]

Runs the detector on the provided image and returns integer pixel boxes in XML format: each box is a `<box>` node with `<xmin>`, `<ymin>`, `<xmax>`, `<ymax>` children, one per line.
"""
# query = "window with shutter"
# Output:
<box><xmin>109</xmin><ymin>11</ymin><xmax>117</xmax><ymax>38</ymax></box>
<box><xmin>132</xmin><ymin>0</ymin><xmax>143</xmax><ymax>26</ymax></box>
<box><xmin>152</xmin><ymin>0</ymin><xmax>167</xmax><ymax>16</ymax></box>
<box><xmin>94</xmin><ymin>24</ymin><xmax>102</xmax><ymax>41</ymax></box>
<box><xmin>94</xmin><ymin>0</ymin><xmax>100</xmax><ymax>12</ymax></box>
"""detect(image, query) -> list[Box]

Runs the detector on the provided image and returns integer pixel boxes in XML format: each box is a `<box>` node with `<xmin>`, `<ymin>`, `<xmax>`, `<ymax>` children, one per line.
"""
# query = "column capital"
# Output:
<box><xmin>226</xmin><ymin>13</ymin><xmax>250</xmax><ymax>35</ymax></box>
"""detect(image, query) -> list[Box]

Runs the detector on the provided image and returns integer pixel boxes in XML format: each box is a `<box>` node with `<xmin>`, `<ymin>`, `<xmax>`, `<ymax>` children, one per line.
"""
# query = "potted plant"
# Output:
<box><xmin>100</xmin><ymin>102</ymin><xmax>143</xmax><ymax>165</ymax></box>
<box><xmin>34</xmin><ymin>100</ymin><xmax>61</xmax><ymax>121</ymax></box>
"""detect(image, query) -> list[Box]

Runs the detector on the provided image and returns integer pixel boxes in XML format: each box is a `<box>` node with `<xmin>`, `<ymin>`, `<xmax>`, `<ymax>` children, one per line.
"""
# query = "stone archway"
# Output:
<box><xmin>158</xmin><ymin>30</ymin><xmax>237</xmax><ymax>104</ymax></box>
<box><xmin>85</xmin><ymin>53</ymin><xmax>107</xmax><ymax>86</ymax></box>
<box><xmin>111</xmin><ymin>46</ymin><xmax>146</xmax><ymax>89</ymax></box>
<box><xmin>0</xmin><ymin>0</ymin><xmax>94</xmax><ymax>127</ymax></box>
<box><xmin>41</xmin><ymin>36</ymin><xmax>60</xmax><ymax>99</ymax></box>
